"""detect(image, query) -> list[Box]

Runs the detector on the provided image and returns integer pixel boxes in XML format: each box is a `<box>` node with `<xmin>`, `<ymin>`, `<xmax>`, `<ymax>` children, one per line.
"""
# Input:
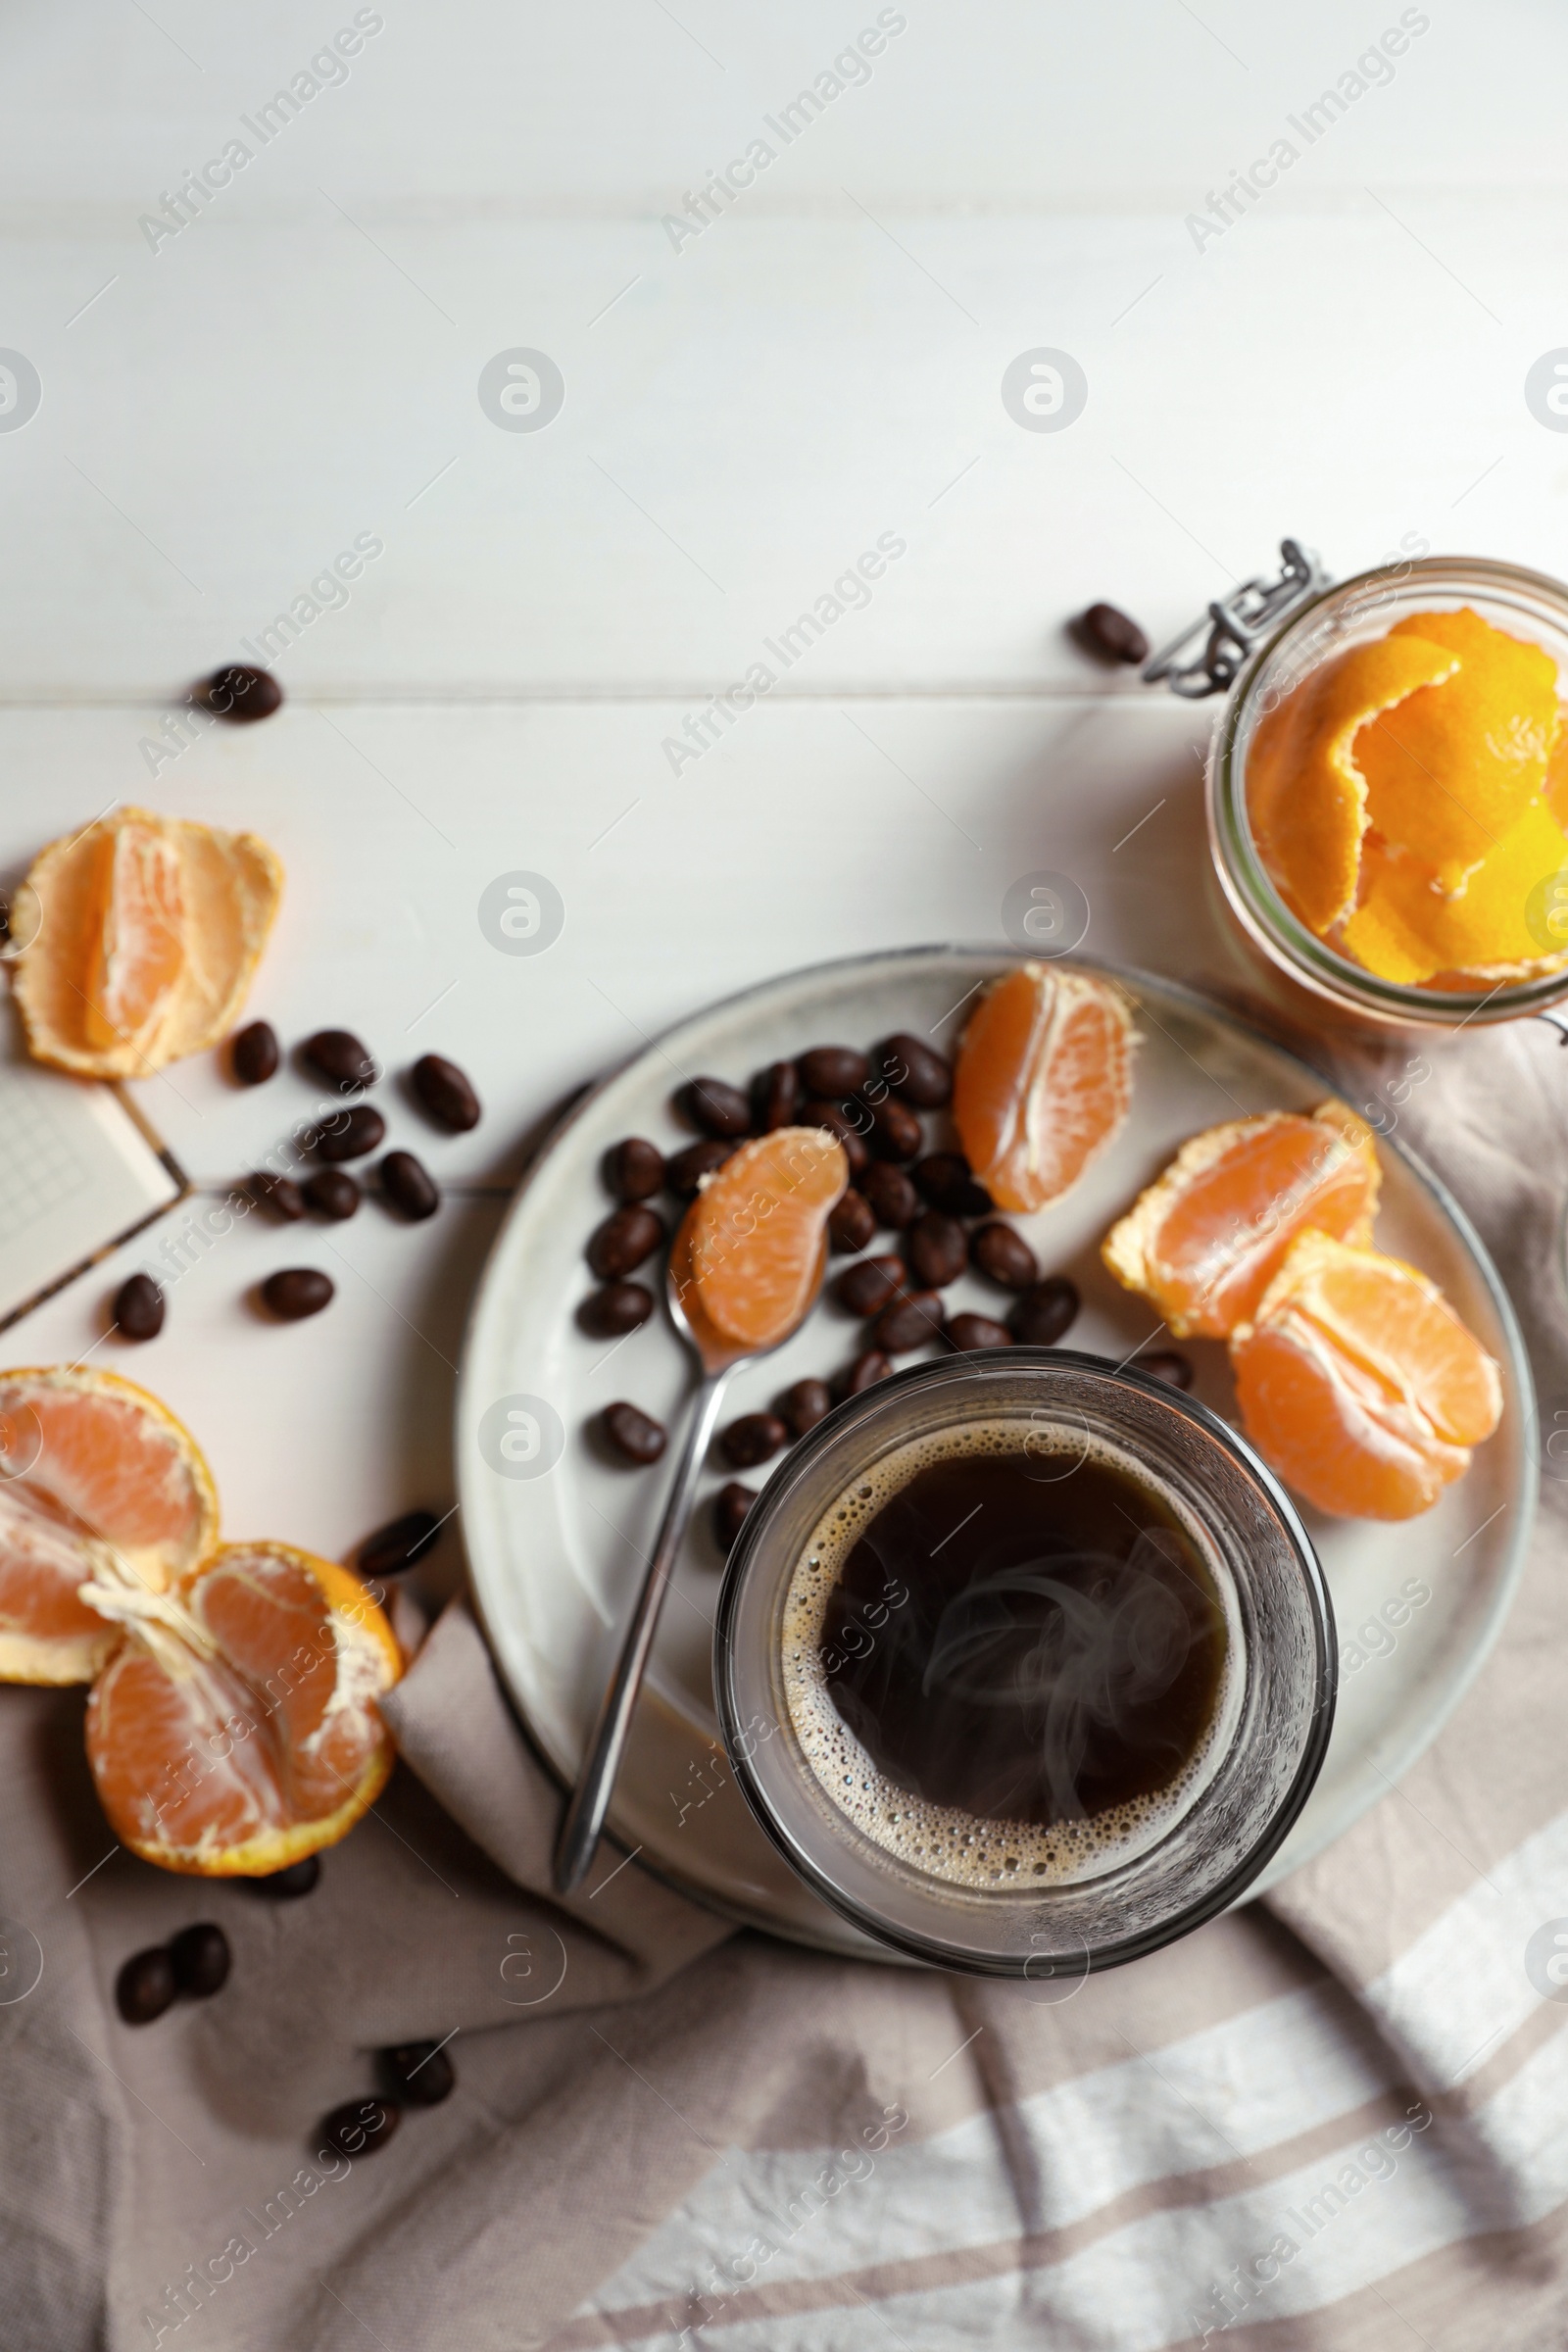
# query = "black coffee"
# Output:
<box><xmin>817</xmin><ymin>1446</ymin><xmax>1225</xmax><ymax>1831</ymax></box>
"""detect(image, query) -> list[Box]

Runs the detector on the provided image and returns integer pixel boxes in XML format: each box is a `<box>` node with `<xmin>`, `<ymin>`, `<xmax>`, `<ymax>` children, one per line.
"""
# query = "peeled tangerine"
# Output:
<box><xmin>1102</xmin><ymin>1103</ymin><xmax>1379</xmax><ymax>1340</ymax></box>
<box><xmin>953</xmin><ymin>965</ymin><xmax>1135</xmax><ymax>1213</ymax></box>
<box><xmin>1230</xmin><ymin>1232</ymin><xmax>1502</xmax><ymax>1521</ymax></box>
<box><xmin>687</xmin><ymin>1127</ymin><xmax>849</xmax><ymax>1351</ymax></box>
<box><xmin>0</xmin><ymin>1367</ymin><xmax>399</xmax><ymax>1874</ymax></box>
<box><xmin>13</xmin><ymin>806</ymin><xmax>282</xmax><ymax>1077</ymax></box>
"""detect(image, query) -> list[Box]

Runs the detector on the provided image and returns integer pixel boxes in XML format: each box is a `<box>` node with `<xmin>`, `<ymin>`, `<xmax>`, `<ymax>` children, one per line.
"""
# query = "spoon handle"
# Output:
<box><xmin>553</xmin><ymin>1362</ymin><xmax>732</xmax><ymax>1893</ymax></box>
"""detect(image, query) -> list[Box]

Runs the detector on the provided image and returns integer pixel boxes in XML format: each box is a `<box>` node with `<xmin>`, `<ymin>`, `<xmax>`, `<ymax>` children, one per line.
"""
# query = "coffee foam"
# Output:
<box><xmin>781</xmin><ymin>1417</ymin><xmax>1242</xmax><ymax>1889</ymax></box>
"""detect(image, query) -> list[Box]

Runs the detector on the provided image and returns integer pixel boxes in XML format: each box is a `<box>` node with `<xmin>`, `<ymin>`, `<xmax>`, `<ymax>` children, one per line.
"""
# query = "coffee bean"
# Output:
<box><xmin>320</xmin><ymin>2097</ymin><xmax>401</xmax><ymax>2162</ymax></box>
<box><xmin>380</xmin><ymin>1151</ymin><xmax>440</xmax><ymax>1221</ymax></box>
<box><xmin>412</xmin><ymin>1053</ymin><xmax>480</xmax><ymax>1133</ymax></box>
<box><xmin>713</xmin><ymin>1482</ymin><xmax>755</xmax><ymax>1553</ymax></box>
<box><xmin>665</xmin><ymin>1139</ymin><xmax>732</xmax><ymax>1198</ymax></box>
<box><xmin>801</xmin><ymin>1099</ymin><xmax>869</xmax><ymax>1177</ymax></box>
<box><xmin>799</xmin><ymin>1046</ymin><xmax>869</xmax><ymax>1097</ymax></box>
<box><xmin>1009</xmin><ymin>1275</ymin><xmax>1080</xmax><ymax>1347</ymax></box>
<box><xmin>587</xmin><ymin>1204</ymin><xmax>663</xmax><ymax>1281</ymax></box>
<box><xmin>970</xmin><ymin>1221</ymin><xmax>1039</xmax><ymax>1292</ymax></box>
<box><xmin>302</xmin><ymin>1029</ymin><xmax>378</xmax><ymax>1092</ymax></box>
<box><xmin>359</xmin><ymin>1509</ymin><xmax>442</xmax><ymax>1579</ymax></box>
<box><xmin>1077</xmin><ymin>601</ymin><xmax>1151</xmax><ymax>665</ymax></box>
<box><xmin>863</xmin><ymin>1095</ymin><xmax>923</xmax><ymax>1163</ymax></box>
<box><xmin>251</xmin><ymin>1171</ymin><xmax>305</xmax><ymax>1222</ymax></box>
<box><xmin>318</xmin><ymin>1104</ymin><xmax>385</xmax><ymax>1163</ymax></box>
<box><xmin>1142</xmin><ymin>1349</ymin><xmax>1195</xmax><ymax>1391</ymax></box>
<box><xmin>169</xmin><ymin>1923</ymin><xmax>230</xmax><ymax>1999</ymax></box>
<box><xmin>834</xmin><ymin>1349</ymin><xmax>892</xmax><ymax>1399</ymax></box>
<box><xmin>751</xmin><ymin>1061</ymin><xmax>801</xmax><ymax>1132</ymax></box>
<box><xmin>303</xmin><ymin>1169</ymin><xmax>361</xmax><ymax>1220</ymax></box>
<box><xmin>381</xmin><ymin>2041</ymin><xmax>456</xmax><ymax>2108</ymax></box>
<box><xmin>262</xmin><ymin>1268</ymin><xmax>334</xmax><ymax>1320</ymax></box>
<box><xmin>833</xmin><ymin>1254</ymin><xmax>906</xmax><ymax>1317</ymax></box>
<box><xmin>945</xmin><ymin>1313</ymin><xmax>1012</xmax><ymax>1352</ymax></box>
<box><xmin>860</xmin><ymin>1161</ymin><xmax>920</xmax><ymax>1230</ymax></box>
<box><xmin>912</xmin><ymin>1153</ymin><xmax>995</xmax><ymax>1217</ymax></box>
<box><xmin>828</xmin><ymin>1191</ymin><xmax>875</xmax><ymax>1254</ymax></box>
<box><xmin>578</xmin><ymin>1282</ymin><xmax>655</xmax><ymax>1338</ymax></box>
<box><xmin>114</xmin><ymin>1272</ymin><xmax>164</xmax><ymax>1341</ymax></box>
<box><xmin>603</xmin><ymin>1401</ymin><xmax>667</xmax><ymax>1465</ymax></box>
<box><xmin>189</xmin><ymin>663</ymin><xmax>282</xmax><ymax>722</ymax></box>
<box><xmin>720</xmin><ymin>1412</ymin><xmax>787</xmax><ymax>1469</ymax></box>
<box><xmin>874</xmin><ymin>1290</ymin><xmax>945</xmax><ymax>1353</ymax></box>
<box><xmin>876</xmin><ymin>1033</ymin><xmax>952</xmax><ymax>1109</ymax></box>
<box><xmin>604</xmin><ymin>1138</ymin><xmax>665</xmax><ymax>1202</ymax></box>
<box><xmin>904</xmin><ymin>1212</ymin><xmax>967</xmax><ymax>1290</ymax></box>
<box><xmin>678</xmin><ymin>1076</ymin><xmax>752</xmax><ymax>1139</ymax></box>
<box><xmin>230</xmin><ymin>1020</ymin><xmax>279</xmax><ymax>1086</ymax></box>
<box><xmin>117</xmin><ymin>1946</ymin><xmax>176</xmax><ymax>2026</ymax></box>
<box><xmin>248</xmin><ymin>1855</ymin><xmax>319</xmax><ymax>1898</ymax></box>
<box><xmin>777</xmin><ymin>1378</ymin><xmax>831</xmax><ymax>1440</ymax></box>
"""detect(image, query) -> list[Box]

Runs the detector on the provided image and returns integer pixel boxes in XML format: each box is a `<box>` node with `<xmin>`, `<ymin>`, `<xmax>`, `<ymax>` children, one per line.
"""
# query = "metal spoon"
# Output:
<box><xmin>552</xmin><ymin>1213</ymin><xmax>828</xmax><ymax>1893</ymax></box>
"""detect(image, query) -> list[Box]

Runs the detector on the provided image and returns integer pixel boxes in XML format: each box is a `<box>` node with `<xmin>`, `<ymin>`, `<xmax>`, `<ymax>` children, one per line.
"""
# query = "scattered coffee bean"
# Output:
<box><xmin>262</xmin><ymin>1268</ymin><xmax>334</xmax><ymax>1321</ymax></box>
<box><xmin>249</xmin><ymin>1855</ymin><xmax>319</xmax><ymax>1898</ymax></box>
<box><xmin>912</xmin><ymin>1153</ymin><xmax>994</xmax><ymax>1217</ymax></box>
<box><xmin>876</xmin><ymin>1033</ymin><xmax>952</xmax><ymax>1108</ymax></box>
<box><xmin>678</xmin><ymin>1076</ymin><xmax>752</xmax><ymax>1139</ymax></box>
<box><xmin>117</xmin><ymin>1946</ymin><xmax>176</xmax><ymax>2026</ymax></box>
<box><xmin>230</xmin><ymin>1020</ymin><xmax>279</xmax><ymax>1086</ymax></box>
<box><xmin>945</xmin><ymin>1313</ymin><xmax>1013</xmax><ymax>1352</ymax></box>
<box><xmin>801</xmin><ymin>1099</ymin><xmax>869</xmax><ymax>1177</ymax></box>
<box><xmin>713</xmin><ymin>1482</ymin><xmax>755</xmax><ymax>1553</ymax></box>
<box><xmin>381</xmin><ymin>2040</ymin><xmax>456</xmax><ymax>2108</ymax></box>
<box><xmin>603</xmin><ymin>1401</ymin><xmax>667</xmax><ymax>1465</ymax></box>
<box><xmin>1077</xmin><ymin>601</ymin><xmax>1151</xmax><ymax>666</ymax></box>
<box><xmin>587</xmin><ymin>1203</ymin><xmax>663</xmax><ymax>1281</ymax></box>
<box><xmin>834</xmin><ymin>1253</ymin><xmax>906</xmax><ymax>1317</ymax></box>
<box><xmin>302</xmin><ymin>1029</ymin><xmax>378</xmax><ymax>1093</ymax></box>
<box><xmin>303</xmin><ymin>1169</ymin><xmax>361</xmax><ymax>1220</ymax></box>
<box><xmin>114</xmin><ymin>1272</ymin><xmax>164</xmax><ymax>1341</ymax></box>
<box><xmin>751</xmin><ymin>1060</ymin><xmax>801</xmax><ymax>1132</ymax></box>
<box><xmin>318</xmin><ymin>1104</ymin><xmax>385</xmax><ymax>1163</ymax></box>
<box><xmin>169</xmin><ymin>1923</ymin><xmax>230</xmax><ymax>1999</ymax></box>
<box><xmin>834</xmin><ymin>1349</ymin><xmax>892</xmax><ymax>1400</ymax></box>
<box><xmin>359</xmin><ymin>1509</ymin><xmax>442</xmax><ymax>1580</ymax></box>
<box><xmin>777</xmin><ymin>1378</ymin><xmax>832</xmax><ymax>1440</ymax></box>
<box><xmin>189</xmin><ymin>662</ymin><xmax>282</xmax><ymax>721</ymax></box>
<box><xmin>250</xmin><ymin>1171</ymin><xmax>305</xmax><ymax>1222</ymax></box>
<box><xmin>864</xmin><ymin>1095</ymin><xmax>923</xmax><ymax>1163</ymax></box>
<box><xmin>665</xmin><ymin>1139</ymin><xmax>733</xmax><ymax>1198</ymax></box>
<box><xmin>603</xmin><ymin>1138</ymin><xmax>665</xmax><ymax>1202</ymax></box>
<box><xmin>828</xmin><ymin>1190</ymin><xmax>875</xmax><ymax>1254</ymax></box>
<box><xmin>799</xmin><ymin>1046</ymin><xmax>870</xmax><ymax>1097</ymax></box>
<box><xmin>578</xmin><ymin>1282</ymin><xmax>655</xmax><ymax>1339</ymax></box>
<box><xmin>860</xmin><ymin>1161</ymin><xmax>920</xmax><ymax>1230</ymax></box>
<box><xmin>721</xmin><ymin>1412</ymin><xmax>787</xmax><ymax>1469</ymax></box>
<box><xmin>1142</xmin><ymin>1349</ymin><xmax>1195</xmax><ymax>1391</ymax></box>
<box><xmin>904</xmin><ymin>1212</ymin><xmax>967</xmax><ymax>1290</ymax></box>
<box><xmin>970</xmin><ymin>1222</ymin><xmax>1039</xmax><ymax>1292</ymax></box>
<box><xmin>412</xmin><ymin>1053</ymin><xmax>480</xmax><ymax>1133</ymax></box>
<box><xmin>874</xmin><ymin>1289</ymin><xmax>945</xmax><ymax>1353</ymax></box>
<box><xmin>320</xmin><ymin>2097</ymin><xmax>402</xmax><ymax>2162</ymax></box>
<box><xmin>380</xmin><ymin>1151</ymin><xmax>440</xmax><ymax>1221</ymax></box>
<box><xmin>1009</xmin><ymin>1275</ymin><xmax>1080</xmax><ymax>1347</ymax></box>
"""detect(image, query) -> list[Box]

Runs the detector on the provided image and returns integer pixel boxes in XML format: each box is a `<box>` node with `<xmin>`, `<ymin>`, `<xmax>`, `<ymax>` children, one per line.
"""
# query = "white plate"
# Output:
<box><xmin>456</xmin><ymin>951</ymin><xmax>1535</xmax><ymax>1954</ymax></box>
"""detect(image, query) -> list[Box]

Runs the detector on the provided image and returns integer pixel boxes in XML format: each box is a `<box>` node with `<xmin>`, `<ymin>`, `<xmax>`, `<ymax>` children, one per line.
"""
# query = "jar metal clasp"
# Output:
<box><xmin>1142</xmin><ymin>538</ymin><xmax>1330</xmax><ymax>699</ymax></box>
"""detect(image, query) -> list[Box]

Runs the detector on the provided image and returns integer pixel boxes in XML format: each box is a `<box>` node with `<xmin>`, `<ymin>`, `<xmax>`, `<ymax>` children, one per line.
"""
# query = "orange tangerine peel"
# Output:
<box><xmin>1102</xmin><ymin>1102</ymin><xmax>1379</xmax><ymax>1341</ymax></box>
<box><xmin>688</xmin><ymin>1127</ymin><xmax>849</xmax><ymax>1351</ymax></box>
<box><xmin>1343</xmin><ymin>797</ymin><xmax>1568</xmax><ymax>986</ymax></box>
<box><xmin>953</xmin><ymin>965</ymin><xmax>1135</xmax><ymax>1214</ymax></box>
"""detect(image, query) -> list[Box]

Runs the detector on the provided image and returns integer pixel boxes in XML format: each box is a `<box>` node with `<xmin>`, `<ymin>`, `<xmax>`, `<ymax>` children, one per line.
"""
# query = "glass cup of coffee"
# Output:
<box><xmin>713</xmin><ymin>1349</ymin><xmax>1336</xmax><ymax>1980</ymax></box>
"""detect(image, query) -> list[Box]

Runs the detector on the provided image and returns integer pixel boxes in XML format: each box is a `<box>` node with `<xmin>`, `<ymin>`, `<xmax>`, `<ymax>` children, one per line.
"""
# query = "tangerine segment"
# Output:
<box><xmin>1231</xmin><ymin>1231</ymin><xmax>1501</xmax><ymax>1520</ymax></box>
<box><xmin>689</xmin><ymin>1127</ymin><xmax>849</xmax><ymax>1350</ymax></box>
<box><xmin>85</xmin><ymin>818</ymin><xmax>185</xmax><ymax>1056</ymax></box>
<box><xmin>1342</xmin><ymin>798</ymin><xmax>1568</xmax><ymax>986</ymax></box>
<box><xmin>953</xmin><ymin>965</ymin><xmax>1135</xmax><ymax>1214</ymax></box>
<box><xmin>1102</xmin><ymin>1102</ymin><xmax>1379</xmax><ymax>1340</ymax></box>
<box><xmin>84</xmin><ymin>1542</ymin><xmax>400</xmax><ymax>1876</ymax></box>
<box><xmin>1247</xmin><ymin>636</ymin><xmax>1460</xmax><ymax>935</ymax></box>
<box><xmin>0</xmin><ymin>1367</ymin><xmax>219</xmax><ymax>1685</ymax></box>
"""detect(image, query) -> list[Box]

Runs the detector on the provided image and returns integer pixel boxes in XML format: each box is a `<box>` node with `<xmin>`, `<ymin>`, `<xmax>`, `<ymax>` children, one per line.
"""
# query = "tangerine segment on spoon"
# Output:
<box><xmin>952</xmin><ymin>964</ymin><xmax>1135</xmax><ymax>1214</ymax></box>
<box><xmin>1102</xmin><ymin>1102</ymin><xmax>1380</xmax><ymax>1340</ymax></box>
<box><xmin>0</xmin><ymin>1367</ymin><xmax>220</xmax><ymax>1684</ymax></box>
<box><xmin>1230</xmin><ymin>1230</ymin><xmax>1502</xmax><ymax>1521</ymax></box>
<box><xmin>84</xmin><ymin>1541</ymin><xmax>401</xmax><ymax>1876</ymax></box>
<box><xmin>687</xmin><ymin>1128</ymin><xmax>850</xmax><ymax>1352</ymax></box>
